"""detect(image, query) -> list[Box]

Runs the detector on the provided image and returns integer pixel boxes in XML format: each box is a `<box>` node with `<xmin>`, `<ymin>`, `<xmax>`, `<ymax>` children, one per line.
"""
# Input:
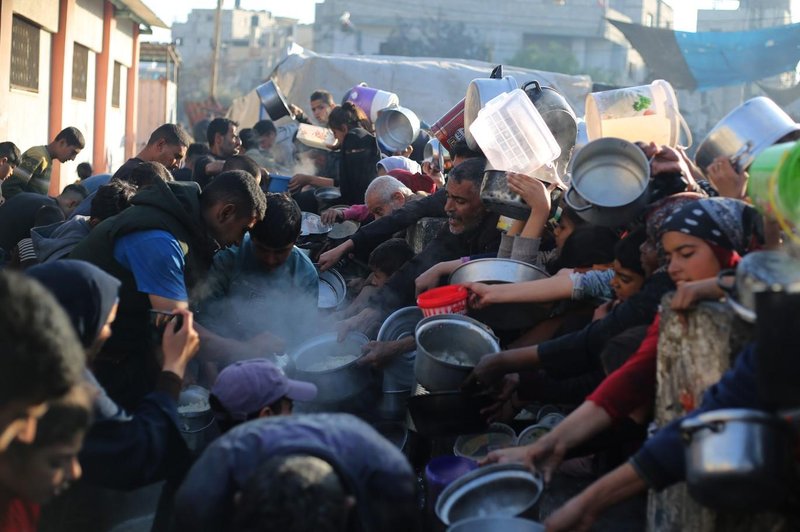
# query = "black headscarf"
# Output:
<box><xmin>27</xmin><ymin>260</ymin><xmax>121</xmax><ymax>348</ymax></box>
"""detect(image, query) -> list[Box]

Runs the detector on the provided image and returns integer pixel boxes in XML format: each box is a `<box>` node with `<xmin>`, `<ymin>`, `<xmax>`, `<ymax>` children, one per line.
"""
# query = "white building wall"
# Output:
<box><xmin>13</xmin><ymin>0</ymin><xmax>58</xmax><ymax>32</ymax></box>
<box><xmin>107</xmin><ymin>19</ymin><xmax>133</xmax><ymax>172</ymax></box>
<box><xmin>73</xmin><ymin>0</ymin><xmax>103</xmax><ymax>52</ymax></box>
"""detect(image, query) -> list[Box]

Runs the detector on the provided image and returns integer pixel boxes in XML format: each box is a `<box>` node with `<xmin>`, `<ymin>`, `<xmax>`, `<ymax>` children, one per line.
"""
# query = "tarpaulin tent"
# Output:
<box><xmin>228</xmin><ymin>45</ymin><xmax>593</xmax><ymax>127</ymax></box>
<box><xmin>610</xmin><ymin>19</ymin><xmax>800</xmax><ymax>90</ymax></box>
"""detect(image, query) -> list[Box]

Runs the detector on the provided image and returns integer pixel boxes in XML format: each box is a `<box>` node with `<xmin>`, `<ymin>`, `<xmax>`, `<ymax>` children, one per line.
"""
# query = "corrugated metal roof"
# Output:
<box><xmin>112</xmin><ymin>0</ymin><xmax>168</xmax><ymax>30</ymax></box>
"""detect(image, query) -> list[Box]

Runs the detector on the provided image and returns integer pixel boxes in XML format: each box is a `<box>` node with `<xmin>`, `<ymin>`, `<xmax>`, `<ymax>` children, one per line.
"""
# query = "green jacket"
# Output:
<box><xmin>70</xmin><ymin>179</ymin><xmax>214</xmax><ymax>409</ymax></box>
<box><xmin>2</xmin><ymin>145</ymin><xmax>52</xmax><ymax>198</ymax></box>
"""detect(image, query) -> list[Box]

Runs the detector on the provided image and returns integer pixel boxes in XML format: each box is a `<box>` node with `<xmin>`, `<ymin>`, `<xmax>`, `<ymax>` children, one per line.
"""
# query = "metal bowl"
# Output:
<box><xmin>301</xmin><ymin>212</ymin><xmax>333</xmax><ymax>236</ymax></box>
<box><xmin>695</xmin><ymin>97</ymin><xmax>800</xmax><ymax>173</ymax></box>
<box><xmin>314</xmin><ymin>187</ymin><xmax>342</xmax><ymax>212</ymax></box>
<box><xmin>378</xmin><ymin>306</ymin><xmax>424</xmax><ymax>342</ymax></box>
<box><xmin>318</xmin><ymin>268</ymin><xmax>346</xmax><ymax>309</ymax></box>
<box><xmin>435</xmin><ymin>463</ymin><xmax>543</xmax><ymax>525</ymax></box>
<box><xmin>375</xmin><ymin>106</ymin><xmax>421</xmax><ymax>153</ymax></box>
<box><xmin>449</xmin><ymin>259</ymin><xmax>550</xmax><ymax>330</ymax></box>
<box><xmin>447</xmin><ymin>517</ymin><xmax>545</xmax><ymax>532</ymax></box>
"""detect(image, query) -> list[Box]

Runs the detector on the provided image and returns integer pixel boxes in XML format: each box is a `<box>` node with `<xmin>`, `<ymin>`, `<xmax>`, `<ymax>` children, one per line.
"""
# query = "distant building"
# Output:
<box><xmin>313</xmin><ymin>0</ymin><xmax>674</xmax><ymax>86</ymax></box>
<box><xmin>172</xmin><ymin>6</ymin><xmax>306</xmax><ymax>123</ymax></box>
<box><xmin>0</xmin><ymin>0</ymin><xmax>165</xmax><ymax>192</ymax></box>
<box><xmin>137</xmin><ymin>43</ymin><xmax>181</xmax><ymax>150</ymax></box>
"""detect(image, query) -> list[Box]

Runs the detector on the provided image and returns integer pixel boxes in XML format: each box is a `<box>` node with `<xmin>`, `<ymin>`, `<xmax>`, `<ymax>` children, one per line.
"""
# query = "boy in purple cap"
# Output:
<box><xmin>209</xmin><ymin>359</ymin><xmax>317</xmax><ymax>433</ymax></box>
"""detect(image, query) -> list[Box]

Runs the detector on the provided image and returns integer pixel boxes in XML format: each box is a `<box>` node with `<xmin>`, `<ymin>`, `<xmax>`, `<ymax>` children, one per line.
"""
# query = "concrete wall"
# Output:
<box><xmin>106</xmin><ymin>19</ymin><xmax>133</xmax><ymax>172</ymax></box>
<box><xmin>13</xmin><ymin>0</ymin><xmax>58</xmax><ymax>32</ymax></box>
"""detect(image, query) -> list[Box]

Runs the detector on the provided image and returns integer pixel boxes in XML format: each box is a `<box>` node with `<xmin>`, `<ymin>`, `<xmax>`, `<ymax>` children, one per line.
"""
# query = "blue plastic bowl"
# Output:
<box><xmin>267</xmin><ymin>174</ymin><xmax>291</xmax><ymax>193</ymax></box>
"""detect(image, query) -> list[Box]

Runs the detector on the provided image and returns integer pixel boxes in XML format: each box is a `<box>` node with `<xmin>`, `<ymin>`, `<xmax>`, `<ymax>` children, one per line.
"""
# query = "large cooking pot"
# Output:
<box><xmin>435</xmin><ymin>463</ymin><xmax>543</xmax><ymax>525</ymax></box>
<box><xmin>255</xmin><ymin>80</ymin><xmax>292</xmax><ymax>121</ymax></box>
<box><xmin>717</xmin><ymin>250</ymin><xmax>800</xmax><ymax>323</ymax></box>
<box><xmin>681</xmin><ymin>408</ymin><xmax>794</xmax><ymax>511</ymax></box>
<box><xmin>522</xmin><ymin>80</ymin><xmax>578</xmax><ymax>174</ymax></box>
<box><xmin>479</xmin><ymin>166</ymin><xmax>561</xmax><ymax>220</ymax></box>
<box><xmin>449</xmin><ymin>259</ymin><xmax>551</xmax><ymax>330</ymax></box>
<box><xmin>564</xmin><ymin>138</ymin><xmax>651</xmax><ymax>227</ymax></box>
<box><xmin>288</xmin><ymin>332</ymin><xmax>371</xmax><ymax>403</ymax></box>
<box><xmin>377</xmin><ymin>306</ymin><xmax>423</xmax><ymax>393</ymax></box>
<box><xmin>317</xmin><ymin>268</ymin><xmax>347</xmax><ymax>310</ymax></box>
<box><xmin>375</xmin><ymin>106</ymin><xmax>421</xmax><ymax>153</ymax></box>
<box><xmin>694</xmin><ymin>97</ymin><xmax>800</xmax><ymax>173</ymax></box>
<box><xmin>447</xmin><ymin>517</ymin><xmax>545</xmax><ymax>532</ymax></box>
<box><xmin>414</xmin><ymin>314</ymin><xmax>500</xmax><ymax>392</ymax></box>
<box><xmin>464</xmin><ymin>76</ymin><xmax>519</xmax><ymax>150</ymax></box>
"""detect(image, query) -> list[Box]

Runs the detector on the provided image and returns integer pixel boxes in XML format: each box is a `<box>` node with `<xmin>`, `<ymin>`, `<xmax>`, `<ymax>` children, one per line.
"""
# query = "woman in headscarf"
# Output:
<box><xmin>24</xmin><ymin>261</ymin><xmax>199</xmax><ymax>530</ymax></box>
<box><xmin>482</xmin><ymin>198</ymin><xmax>759</xmax><ymax>487</ymax></box>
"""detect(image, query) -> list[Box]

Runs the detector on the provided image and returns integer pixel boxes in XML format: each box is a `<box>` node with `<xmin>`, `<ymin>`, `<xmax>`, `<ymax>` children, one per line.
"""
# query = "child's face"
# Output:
<box><xmin>663</xmin><ymin>232</ymin><xmax>721</xmax><ymax>283</ymax></box>
<box><xmin>553</xmin><ymin>216</ymin><xmax>576</xmax><ymax>250</ymax></box>
<box><xmin>369</xmin><ymin>269</ymin><xmax>389</xmax><ymax>288</ymax></box>
<box><xmin>252</xmin><ymin>238</ymin><xmax>295</xmax><ymax>272</ymax></box>
<box><xmin>609</xmin><ymin>260</ymin><xmax>645</xmax><ymax>302</ymax></box>
<box><xmin>10</xmin><ymin>433</ymin><xmax>85</xmax><ymax>504</ymax></box>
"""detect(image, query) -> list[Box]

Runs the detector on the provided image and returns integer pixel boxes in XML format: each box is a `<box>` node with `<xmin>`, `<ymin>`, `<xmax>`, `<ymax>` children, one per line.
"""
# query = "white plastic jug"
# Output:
<box><xmin>585</xmin><ymin>80</ymin><xmax>691</xmax><ymax>148</ymax></box>
<box><xmin>468</xmin><ymin>89</ymin><xmax>561</xmax><ymax>180</ymax></box>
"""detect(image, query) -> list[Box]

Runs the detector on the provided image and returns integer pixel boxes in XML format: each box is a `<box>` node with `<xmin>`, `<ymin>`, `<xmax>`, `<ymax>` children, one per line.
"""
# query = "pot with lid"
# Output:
<box><xmin>681</xmin><ymin>408</ymin><xmax>794</xmax><ymax>511</ymax></box>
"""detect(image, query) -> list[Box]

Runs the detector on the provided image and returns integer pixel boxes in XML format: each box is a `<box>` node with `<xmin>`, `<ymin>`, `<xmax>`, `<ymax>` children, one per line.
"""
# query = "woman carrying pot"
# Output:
<box><xmin>482</xmin><ymin>197</ymin><xmax>762</xmax><ymax>530</ymax></box>
<box><xmin>289</xmin><ymin>102</ymin><xmax>381</xmax><ymax>207</ymax></box>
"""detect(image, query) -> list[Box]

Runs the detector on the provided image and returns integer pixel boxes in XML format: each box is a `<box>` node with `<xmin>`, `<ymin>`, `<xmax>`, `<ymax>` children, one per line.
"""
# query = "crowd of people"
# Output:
<box><xmin>0</xmin><ymin>79</ymin><xmax>797</xmax><ymax>532</ymax></box>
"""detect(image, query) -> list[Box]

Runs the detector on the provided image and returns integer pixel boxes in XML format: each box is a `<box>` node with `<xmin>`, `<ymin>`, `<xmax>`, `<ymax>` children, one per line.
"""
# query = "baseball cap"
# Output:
<box><xmin>211</xmin><ymin>359</ymin><xmax>317</xmax><ymax>420</ymax></box>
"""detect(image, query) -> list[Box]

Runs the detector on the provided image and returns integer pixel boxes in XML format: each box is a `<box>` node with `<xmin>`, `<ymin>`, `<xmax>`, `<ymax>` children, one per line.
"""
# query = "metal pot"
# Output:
<box><xmin>435</xmin><ymin>463</ymin><xmax>544</xmax><ymax>525</ymax></box>
<box><xmin>377</xmin><ymin>306</ymin><xmax>423</xmax><ymax>394</ymax></box>
<box><xmin>288</xmin><ymin>331</ymin><xmax>371</xmax><ymax>403</ymax></box>
<box><xmin>327</xmin><ymin>220</ymin><xmax>359</xmax><ymax>245</ymax></box>
<box><xmin>449</xmin><ymin>258</ymin><xmax>551</xmax><ymax>330</ymax></box>
<box><xmin>423</xmin><ymin>137</ymin><xmax>447</xmax><ymax>174</ymax></box>
<box><xmin>695</xmin><ymin>97</ymin><xmax>800</xmax><ymax>173</ymax></box>
<box><xmin>717</xmin><ymin>250</ymin><xmax>800</xmax><ymax>323</ymax></box>
<box><xmin>375</xmin><ymin>106</ymin><xmax>421</xmax><ymax>153</ymax></box>
<box><xmin>301</xmin><ymin>212</ymin><xmax>333</xmax><ymax>237</ymax></box>
<box><xmin>318</xmin><ymin>268</ymin><xmax>347</xmax><ymax>309</ymax></box>
<box><xmin>681</xmin><ymin>408</ymin><xmax>794</xmax><ymax>511</ymax></box>
<box><xmin>314</xmin><ymin>187</ymin><xmax>342</xmax><ymax>212</ymax></box>
<box><xmin>479</xmin><ymin>167</ymin><xmax>560</xmax><ymax>221</ymax></box>
<box><xmin>177</xmin><ymin>385</ymin><xmax>219</xmax><ymax>454</ymax></box>
<box><xmin>464</xmin><ymin>76</ymin><xmax>519</xmax><ymax>150</ymax></box>
<box><xmin>447</xmin><ymin>517</ymin><xmax>545</xmax><ymax>532</ymax></box>
<box><xmin>564</xmin><ymin>138</ymin><xmax>651</xmax><ymax>227</ymax></box>
<box><xmin>255</xmin><ymin>80</ymin><xmax>292</xmax><ymax>121</ymax></box>
<box><xmin>414</xmin><ymin>314</ymin><xmax>500</xmax><ymax>392</ymax></box>
<box><xmin>522</xmin><ymin>80</ymin><xmax>578</xmax><ymax>175</ymax></box>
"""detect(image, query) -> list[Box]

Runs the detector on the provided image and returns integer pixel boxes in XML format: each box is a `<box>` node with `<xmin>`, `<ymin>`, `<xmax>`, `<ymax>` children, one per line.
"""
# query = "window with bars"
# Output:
<box><xmin>72</xmin><ymin>43</ymin><xmax>89</xmax><ymax>101</ymax></box>
<box><xmin>112</xmin><ymin>62</ymin><xmax>122</xmax><ymax>107</ymax></box>
<box><xmin>10</xmin><ymin>16</ymin><xmax>40</xmax><ymax>92</ymax></box>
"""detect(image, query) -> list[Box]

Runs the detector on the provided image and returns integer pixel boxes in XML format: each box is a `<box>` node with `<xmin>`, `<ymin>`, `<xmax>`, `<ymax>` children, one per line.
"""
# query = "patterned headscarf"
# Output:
<box><xmin>661</xmin><ymin>197</ymin><xmax>757</xmax><ymax>256</ymax></box>
<box><xmin>644</xmin><ymin>193</ymin><xmax>705</xmax><ymax>265</ymax></box>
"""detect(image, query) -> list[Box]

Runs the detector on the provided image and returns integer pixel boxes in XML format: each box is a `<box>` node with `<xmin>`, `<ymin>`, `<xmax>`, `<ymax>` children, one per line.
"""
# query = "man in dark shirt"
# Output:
<box><xmin>193</xmin><ymin>118</ymin><xmax>241</xmax><ymax>189</ymax></box>
<box><xmin>0</xmin><ymin>185</ymin><xmax>87</xmax><ymax>254</ymax></box>
<box><xmin>112</xmin><ymin>123</ymin><xmax>192</xmax><ymax>182</ymax></box>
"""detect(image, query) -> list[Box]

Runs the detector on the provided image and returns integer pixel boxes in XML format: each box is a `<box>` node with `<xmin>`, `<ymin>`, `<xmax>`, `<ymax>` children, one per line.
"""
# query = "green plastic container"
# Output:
<box><xmin>748</xmin><ymin>140</ymin><xmax>800</xmax><ymax>225</ymax></box>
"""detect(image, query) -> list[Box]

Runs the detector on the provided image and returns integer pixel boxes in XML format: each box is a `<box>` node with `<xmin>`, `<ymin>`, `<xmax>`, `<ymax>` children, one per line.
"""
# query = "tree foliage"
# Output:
<box><xmin>507</xmin><ymin>41</ymin><xmax>581</xmax><ymax>74</ymax></box>
<box><xmin>379</xmin><ymin>20</ymin><xmax>491</xmax><ymax>62</ymax></box>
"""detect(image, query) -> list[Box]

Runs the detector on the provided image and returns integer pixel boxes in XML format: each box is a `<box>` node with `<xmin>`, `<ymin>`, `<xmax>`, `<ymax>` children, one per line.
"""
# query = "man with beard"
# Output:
<box><xmin>337</xmin><ymin>157</ymin><xmax>500</xmax><ymax>336</ymax></box>
<box><xmin>193</xmin><ymin>118</ymin><xmax>242</xmax><ymax>189</ymax></box>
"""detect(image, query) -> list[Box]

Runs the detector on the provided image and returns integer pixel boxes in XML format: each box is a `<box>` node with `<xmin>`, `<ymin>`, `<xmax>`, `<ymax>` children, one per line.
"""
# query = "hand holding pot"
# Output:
<box><xmin>706</xmin><ymin>155</ymin><xmax>748</xmax><ymax>200</ymax></box>
<box><xmin>161</xmin><ymin>309</ymin><xmax>200</xmax><ymax>379</ymax></box>
<box><xmin>321</xmin><ymin>208</ymin><xmax>344</xmax><ymax>225</ymax></box>
<box><xmin>415</xmin><ymin>259</ymin><xmax>461</xmax><ymax>296</ymax></box>
<box><xmin>463</xmin><ymin>282</ymin><xmax>498</xmax><ymax>309</ymax></box>
<box><xmin>507</xmin><ymin>173</ymin><xmax>550</xmax><ymax>214</ymax></box>
<box><xmin>318</xmin><ymin>240</ymin><xmax>353</xmax><ymax>272</ymax></box>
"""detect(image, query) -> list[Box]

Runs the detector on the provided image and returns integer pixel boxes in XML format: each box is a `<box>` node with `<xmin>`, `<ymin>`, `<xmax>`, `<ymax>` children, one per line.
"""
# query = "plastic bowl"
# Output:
<box><xmin>267</xmin><ymin>174</ymin><xmax>291</xmax><ymax>193</ymax></box>
<box><xmin>454</xmin><ymin>424</ymin><xmax>517</xmax><ymax>461</ymax></box>
<box><xmin>417</xmin><ymin>285</ymin><xmax>468</xmax><ymax>317</ymax></box>
<box><xmin>516</xmin><ymin>424</ymin><xmax>551</xmax><ymax>447</ymax></box>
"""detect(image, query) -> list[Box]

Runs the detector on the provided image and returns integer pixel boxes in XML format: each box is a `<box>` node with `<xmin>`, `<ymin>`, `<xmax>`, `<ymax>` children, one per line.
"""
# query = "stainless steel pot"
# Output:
<box><xmin>464</xmin><ymin>76</ymin><xmax>519</xmax><ymax>150</ymax></box>
<box><xmin>449</xmin><ymin>258</ymin><xmax>551</xmax><ymax>330</ymax></box>
<box><xmin>447</xmin><ymin>517</ymin><xmax>545</xmax><ymax>532</ymax></box>
<box><xmin>522</xmin><ymin>80</ymin><xmax>577</xmax><ymax>175</ymax></box>
<box><xmin>564</xmin><ymin>138</ymin><xmax>651</xmax><ymax>227</ymax></box>
<box><xmin>314</xmin><ymin>187</ymin><xmax>342</xmax><ymax>212</ymax></box>
<box><xmin>414</xmin><ymin>314</ymin><xmax>500</xmax><ymax>392</ymax></box>
<box><xmin>255</xmin><ymin>80</ymin><xmax>292</xmax><ymax>121</ymax></box>
<box><xmin>695</xmin><ymin>97</ymin><xmax>800</xmax><ymax>173</ymax></box>
<box><xmin>318</xmin><ymin>268</ymin><xmax>347</xmax><ymax>309</ymax></box>
<box><xmin>375</xmin><ymin>106</ymin><xmax>421</xmax><ymax>153</ymax></box>
<box><xmin>288</xmin><ymin>332</ymin><xmax>370</xmax><ymax>403</ymax></box>
<box><xmin>378</xmin><ymin>306</ymin><xmax>423</xmax><ymax>393</ymax></box>
<box><xmin>423</xmin><ymin>137</ymin><xmax>447</xmax><ymax>173</ymax></box>
<box><xmin>717</xmin><ymin>250</ymin><xmax>800</xmax><ymax>323</ymax></box>
<box><xmin>681</xmin><ymin>408</ymin><xmax>793</xmax><ymax>511</ymax></box>
<box><xmin>177</xmin><ymin>385</ymin><xmax>219</xmax><ymax>454</ymax></box>
<box><xmin>435</xmin><ymin>463</ymin><xmax>544</xmax><ymax>525</ymax></box>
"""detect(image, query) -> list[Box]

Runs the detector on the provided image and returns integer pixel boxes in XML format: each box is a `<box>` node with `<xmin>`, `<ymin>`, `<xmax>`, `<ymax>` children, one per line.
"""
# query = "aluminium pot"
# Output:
<box><xmin>564</xmin><ymin>137</ymin><xmax>651</xmax><ymax>227</ymax></box>
<box><xmin>288</xmin><ymin>331</ymin><xmax>370</xmax><ymax>403</ymax></box>
<box><xmin>414</xmin><ymin>314</ymin><xmax>500</xmax><ymax>392</ymax></box>
<box><xmin>522</xmin><ymin>80</ymin><xmax>578</xmax><ymax>175</ymax></box>
<box><xmin>447</xmin><ymin>517</ymin><xmax>545</xmax><ymax>532</ymax></box>
<box><xmin>681</xmin><ymin>408</ymin><xmax>794</xmax><ymax>511</ymax></box>
<box><xmin>449</xmin><ymin>258</ymin><xmax>551</xmax><ymax>330</ymax></box>
<box><xmin>479</xmin><ymin>166</ymin><xmax>561</xmax><ymax>221</ymax></box>
<box><xmin>717</xmin><ymin>250</ymin><xmax>800</xmax><ymax>323</ymax></box>
<box><xmin>317</xmin><ymin>268</ymin><xmax>347</xmax><ymax>310</ymax></box>
<box><xmin>694</xmin><ymin>96</ymin><xmax>800</xmax><ymax>173</ymax></box>
<box><xmin>255</xmin><ymin>80</ymin><xmax>292</xmax><ymax>121</ymax></box>
<box><xmin>464</xmin><ymin>76</ymin><xmax>519</xmax><ymax>150</ymax></box>
<box><xmin>375</xmin><ymin>105</ymin><xmax>421</xmax><ymax>153</ymax></box>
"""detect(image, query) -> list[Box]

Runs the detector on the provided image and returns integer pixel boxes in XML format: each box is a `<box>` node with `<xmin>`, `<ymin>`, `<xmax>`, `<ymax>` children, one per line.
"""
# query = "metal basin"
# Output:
<box><xmin>414</xmin><ymin>314</ymin><xmax>500</xmax><ymax>392</ymax></box>
<box><xmin>565</xmin><ymin>137</ymin><xmax>650</xmax><ymax>227</ymax></box>
<box><xmin>289</xmin><ymin>332</ymin><xmax>370</xmax><ymax>403</ymax></box>
<box><xmin>318</xmin><ymin>268</ymin><xmax>346</xmax><ymax>309</ymax></box>
<box><xmin>447</xmin><ymin>517</ymin><xmax>545</xmax><ymax>532</ymax></box>
<box><xmin>435</xmin><ymin>463</ymin><xmax>543</xmax><ymax>525</ymax></box>
<box><xmin>449</xmin><ymin>259</ymin><xmax>550</xmax><ymax>330</ymax></box>
<box><xmin>694</xmin><ymin>97</ymin><xmax>800</xmax><ymax>173</ymax></box>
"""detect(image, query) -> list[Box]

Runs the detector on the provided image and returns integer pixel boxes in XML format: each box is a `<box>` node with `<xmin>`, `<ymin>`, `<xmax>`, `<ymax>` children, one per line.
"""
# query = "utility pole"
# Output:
<box><xmin>210</xmin><ymin>0</ymin><xmax>224</xmax><ymax>100</ymax></box>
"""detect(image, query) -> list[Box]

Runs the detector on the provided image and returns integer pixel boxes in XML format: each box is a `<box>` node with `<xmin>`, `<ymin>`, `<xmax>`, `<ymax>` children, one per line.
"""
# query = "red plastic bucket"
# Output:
<box><xmin>430</xmin><ymin>98</ymin><xmax>466</xmax><ymax>153</ymax></box>
<box><xmin>417</xmin><ymin>285</ymin><xmax>468</xmax><ymax>317</ymax></box>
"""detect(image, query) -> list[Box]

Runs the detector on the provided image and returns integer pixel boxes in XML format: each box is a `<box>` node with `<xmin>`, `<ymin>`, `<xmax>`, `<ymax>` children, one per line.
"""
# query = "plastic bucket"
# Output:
<box><xmin>417</xmin><ymin>285</ymin><xmax>468</xmax><ymax>317</ymax></box>
<box><xmin>585</xmin><ymin>79</ymin><xmax>690</xmax><ymax>147</ymax></box>
<box><xmin>267</xmin><ymin>174</ymin><xmax>291</xmax><ymax>193</ymax></box>
<box><xmin>468</xmin><ymin>89</ymin><xmax>561</xmax><ymax>179</ymax></box>
<box><xmin>344</xmin><ymin>84</ymin><xmax>399</xmax><ymax>123</ymax></box>
<box><xmin>431</xmin><ymin>98</ymin><xmax>466</xmax><ymax>153</ymax></box>
<box><xmin>748</xmin><ymin>140</ymin><xmax>800</xmax><ymax>225</ymax></box>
